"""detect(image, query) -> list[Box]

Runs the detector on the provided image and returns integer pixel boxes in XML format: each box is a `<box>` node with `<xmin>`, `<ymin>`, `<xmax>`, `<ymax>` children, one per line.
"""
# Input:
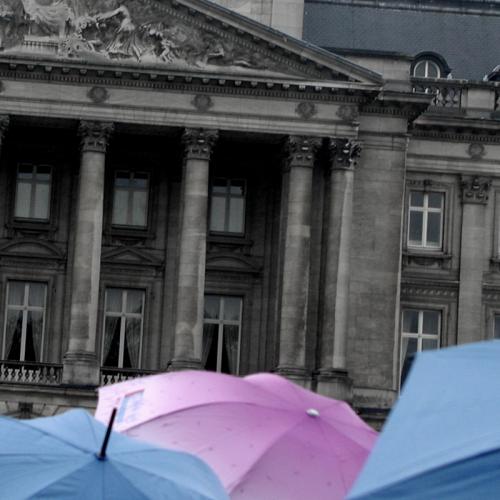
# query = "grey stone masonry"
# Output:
<box><xmin>170</xmin><ymin>128</ymin><xmax>218</xmax><ymax>370</ymax></box>
<box><xmin>276</xmin><ymin>135</ymin><xmax>320</xmax><ymax>386</ymax></box>
<box><xmin>62</xmin><ymin>121</ymin><xmax>114</xmax><ymax>386</ymax></box>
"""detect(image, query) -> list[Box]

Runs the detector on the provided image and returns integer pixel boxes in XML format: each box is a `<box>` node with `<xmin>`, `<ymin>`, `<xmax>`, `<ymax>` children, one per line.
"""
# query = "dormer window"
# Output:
<box><xmin>412</xmin><ymin>53</ymin><xmax>450</xmax><ymax>79</ymax></box>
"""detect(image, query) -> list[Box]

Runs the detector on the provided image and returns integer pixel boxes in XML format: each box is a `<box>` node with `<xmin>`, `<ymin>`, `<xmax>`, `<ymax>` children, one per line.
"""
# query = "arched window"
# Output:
<box><xmin>413</xmin><ymin>60</ymin><xmax>441</xmax><ymax>78</ymax></box>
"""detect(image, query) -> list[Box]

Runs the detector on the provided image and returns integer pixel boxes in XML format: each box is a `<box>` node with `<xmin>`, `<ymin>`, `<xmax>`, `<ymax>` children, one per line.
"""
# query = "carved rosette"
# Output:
<box><xmin>284</xmin><ymin>136</ymin><xmax>321</xmax><ymax>169</ymax></box>
<box><xmin>461</xmin><ymin>176</ymin><xmax>491</xmax><ymax>204</ymax></box>
<box><xmin>182</xmin><ymin>128</ymin><xmax>218</xmax><ymax>161</ymax></box>
<box><xmin>0</xmin><ymin>115</ymin><xmax>9</xmax><ymax>147</ymax></box>
<box><xmin>78</xmin><ymin>121</ymin><xmax>114</xmax><ymax>153</ymax></box>
<box><xmin>328</xmin><ymin>138</ymin><xmax>361</xmax><ymax>170</ymax></box>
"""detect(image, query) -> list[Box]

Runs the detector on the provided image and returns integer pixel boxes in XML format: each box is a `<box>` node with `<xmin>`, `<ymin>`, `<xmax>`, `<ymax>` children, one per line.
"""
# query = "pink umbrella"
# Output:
<box><xmin>95</xmin><ymin>371</ymin><xmax>377</xmax><ymax>500</ymax></box>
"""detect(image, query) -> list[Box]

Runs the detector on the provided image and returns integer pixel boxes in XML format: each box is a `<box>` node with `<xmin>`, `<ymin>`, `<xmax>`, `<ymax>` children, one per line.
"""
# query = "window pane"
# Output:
<box><xmin>132</xmin><ymin>173</ymin><xmax>148</xmax><ymax>189</ymax></box>
<box><xmin>422</xmin><ymin>338</ymin><xmax>439</xmax><ymax>351</ymax></box>
<box><xmin>103</xmin><ymin>317</ymin><xmax>121</xmax><ymax>367</ymax></box>
<box><xmin>15</xmin><ymin>182</ymin><xmax>31</xmax><ymax>218</ymax></box>
<box><xmin>426</xmin><ymin>212</ymin><xmax>442</xmax><ymax>247</ymax></box>
<box><xmin>8</xmin><ymin>282</ymin><xmax>25</xmax><ymax>306</ymax></box>
<box><xmin>202</xmin><ymin>324</ymin><xmax>219</xmax><ymax>371</ymax></box>
<box><xmin>222</xmin><ymin>325</ymin><xmax>240</xmax><ymax>374</ymax></box>
<box><xmin>204</xmin><ymin>296</ymin><xmax>220</xmax><ymax>320</ymax></box>
<box><xmin>427</xmin><ymin>62</ymin><xmax>440</xmax><ymax>78</ymax></box>
<box><xmin>36</xmin><ymin>166</ymin><xmax>51</xmax><ymax>181</ymax></box>
<box><xmin>212</xmin><ymin>179</ymin><xmax>227</xmax><ymax>194</ymax></box>
<box><xmin>401</xmin><ymin>336</ymin><xmax>418</xmax><ymax>385</ymax></box>
<box><xmin>210</xmin><ymin>196</ymin><xmax>226</xmax><ymax>232</ymax></box>
<box><xmin>115</xmin><ymin>172</ymin><xmax>131</xmax><ymax>188</ymax></box>
<box><xmin>26</xmin><ymin>310</ymin><xmax>43</xmax><ymax>362</ymax></box>
<box><xmin>18</xmin><ymin>164</ymin><xmax>34</xmax><ymax>179</ymax></box>
<box><xmin>428</xmin><ymin>192</ymin><xmax>443</xmax><ymax>209</ymax></box>
<box><xmin>124</xmin><ymin>318</ymin><xmax>141</xmax><ymax>368</ymax></box>
<box><xmin>106</xmin><ymin>289</ymin><xmax>123</xmax><ymax>313</ymax></box>
<box><xmin>403</xmin><ymin>310</ymin><xmax>419</xmax><ymax>334</ymax></box>
<box><xmin>126</xmin><ymin>290</ymin><xmax>143</xmax><ymax>314</ymax></box>
<box><xmin>228</xmin><ymin>198</ymin><xmax>245</xmax><ymax>233</ymax></box>
<box><xmin>230</xmin><ymin>180</ymin><xmax>245</xmax><ymax>196</ymax></box>
<box><xmin>33</xmin><ymin>182</ymin><xmax>50</xmax><ymax>219</ymax></box>
<box><xmin>131</xmin><ymin>190</ymin><xmax>148</xmax><ymax>227</ymax></box>
<box><xmin>413</xmin><ymin>62</ymin><xmax>426</xmax><ymax>78</ymax></box>
<box><xmin>423</xmin><ymin>311</ymin><xmax>440</xmax><ymax>335</ymax></box>
<box><xmin>223</xmin><ymin>297</ymin><xmax>241</xmax><ymax>321</ymax></box>
<box><xmin>5</xmin><ymin>309</ymin><xmax>23</xmax><ymax>360</ymax></box>
<box><xmin>410</xmin><ymin>191</ymin><xmax>424</xmax><ymax>207</ymax></box>
<box><xmin>408</xmin><ymin>211</ymin><xmax>423</xmax><ymax>244</ymax></box>
<box><xmin>28</xmin><ymin>283</ymin><xmax>45</xmax><ymax>307</ymax></box>
<box><xmin>495</xmin><ymin>315</ymin><xmax>500</xmax><ymax>339</ymax></box>
<box><xmin>112</xmin><ymin>189</ymin><xmax>128</xmax><ymax>225</ymax></box>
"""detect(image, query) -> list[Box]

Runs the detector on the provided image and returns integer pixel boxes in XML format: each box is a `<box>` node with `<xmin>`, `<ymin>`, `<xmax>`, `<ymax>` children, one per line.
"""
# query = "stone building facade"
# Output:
<box><xmin>0</xmin><ymin>0</ymin><xmax>498</xmax><ymax>426</ymax></box>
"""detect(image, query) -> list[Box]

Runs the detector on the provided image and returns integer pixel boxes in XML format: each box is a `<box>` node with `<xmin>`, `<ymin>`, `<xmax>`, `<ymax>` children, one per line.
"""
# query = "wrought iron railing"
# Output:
<box><xmin>412</xmin><ymin>78</ymin><xmax>464</xmax><ymax>110</ymax></box>
<box><xmin>100</xmin><ymin>367</ymin><xmax>157</xmax><ymax>386</ymax></box>
<box><xmin>0</xmin><ymin>360</ymin><xmax>63</xmax><ymax>385</ymax></box>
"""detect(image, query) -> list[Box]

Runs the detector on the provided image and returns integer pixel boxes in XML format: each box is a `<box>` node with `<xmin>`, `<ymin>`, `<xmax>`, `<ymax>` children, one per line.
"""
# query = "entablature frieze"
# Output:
<box><xmin>400</xmin><ymin>281</ymin><xmax>459</xmax><ymax>299</ymax></box>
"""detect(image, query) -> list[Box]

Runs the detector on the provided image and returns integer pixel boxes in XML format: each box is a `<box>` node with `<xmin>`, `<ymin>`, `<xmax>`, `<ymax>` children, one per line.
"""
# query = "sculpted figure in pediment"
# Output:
<box><xmin>0</xmin><ymin>0</ymin><xmax>280</xmax><ymax>73</ymax></box>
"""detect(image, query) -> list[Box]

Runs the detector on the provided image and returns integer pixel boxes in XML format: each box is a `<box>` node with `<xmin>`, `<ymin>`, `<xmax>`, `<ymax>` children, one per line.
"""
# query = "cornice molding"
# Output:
<box><xmin>411</xmin><ymin>126</ymin><xmax>500</xmax><ymax>144</ymax></box>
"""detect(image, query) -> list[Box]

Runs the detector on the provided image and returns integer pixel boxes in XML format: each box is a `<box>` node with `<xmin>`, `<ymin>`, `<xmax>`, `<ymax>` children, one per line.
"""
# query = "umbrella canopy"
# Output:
<box><xmin>0</xmin><ymin>408</ymin><xmax>228</xmax><ymax>500</ymax></box>
<box><xmin>95</xmin><ymin>371</ymin><xmax>377</xmax><ymax>500</ymax></box>
<box><xmin>348</xmin><ymin>340</ymin><xmax>500</xmax><ymax>500</ymax></box>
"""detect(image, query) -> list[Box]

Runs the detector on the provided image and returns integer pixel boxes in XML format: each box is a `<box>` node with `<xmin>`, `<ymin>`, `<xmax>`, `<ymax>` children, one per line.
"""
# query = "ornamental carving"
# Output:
<box><xmin>295</xmin><ymin>102</ymin><xmax>317</xmax><ymax>120</ymax></box>
<box><xmin>467</xmin><ymin>143</ymin><xmax>485</xmax><ymax>160</ymax></box>
<box><xmin>328</xmin><ymin>138</ymin><xmax>361</xmax><ymax>170</ymax></box>
<box><xmin>192</xmin><ymin>94</ymin><xmax>213</xmax><ymax>112</ymax></box>
<box><xmin>87</xmin><ymin>86</ymin><xmax>109</xmax><ymax>103</ymax></box>
<box><xmin>336</xmin><ymin>104</ymin><xmax>359</xmax><ymax>122</ymax></box>
<box><xmin>0</xmin><ymin>0</ymin><xmax>292</xmax><ymax>74</ymax></box>
<box><xmin>460</xmin><ymin>176</ymin><xmax>491</xmax><ymax>204</ymax></box>
<box><xmin>284</xmin><ymin>136</ymin><xmax>321</xmax><ymax>169</ymax></box>
<box><xmin>182</xmin><ymin>128</ymin><xmax>218</xmax><ymax>160</ymax></box>
<box><xmin>78</xmin><ymin>120</ymin><xmax>114</xmax><ymax>153</ymax></box>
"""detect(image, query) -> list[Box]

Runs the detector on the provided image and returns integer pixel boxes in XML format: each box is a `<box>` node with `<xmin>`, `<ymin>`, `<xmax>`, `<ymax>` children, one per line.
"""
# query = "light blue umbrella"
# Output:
<box><xmin>0</xmin><ymin>408</ymin><xmax>229</xmax><ymax>499</ymax></box>
<box><xmin>348</xmin><ymin>340</ymin><xmax>500</xmax><ymax>500</ymax></box>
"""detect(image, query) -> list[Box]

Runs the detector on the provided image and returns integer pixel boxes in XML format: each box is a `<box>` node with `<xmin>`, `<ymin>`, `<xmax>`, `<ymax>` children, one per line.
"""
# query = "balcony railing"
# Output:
<box><xmin>100</xmin><ymin>367</ymin><xmax>158</xmax><ymax>386</ymax></box>
<box><xmin>412</xmin><ymin>78</ymin><xmax>464</xmax><ymax>111</ymax></box>
<box><xmin>0</xmin><ymin>360</ymin><xmax>62</xmax><ymax>385</ymax></box>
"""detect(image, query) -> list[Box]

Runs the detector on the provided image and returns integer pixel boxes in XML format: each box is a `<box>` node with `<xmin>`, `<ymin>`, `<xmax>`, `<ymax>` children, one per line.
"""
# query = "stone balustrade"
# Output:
<box><xmin>100</xmin><ymin>367</ymin><xmax>158</xmax><ymax>386</ymax></box>
<box><xmin>0</xmin><ymin>361</ymin><xmax>62</xmax><ymax>386</ymax></box>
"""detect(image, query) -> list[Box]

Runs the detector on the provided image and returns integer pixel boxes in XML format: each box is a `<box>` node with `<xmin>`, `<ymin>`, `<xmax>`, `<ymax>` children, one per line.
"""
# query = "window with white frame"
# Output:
<box><xmin>14</xmin><ymin>164</ymin><xmax>52</xmax><ymax>221</ymax></box>
<box><xmin>413</xmin><ymin>60</ymin><xmax>441</xmax><ymax>78</ymax></box>
<box><xmin>3</xmin><ymin>282</ymin><xmax>47</xmax><ymax>362</ymax></box>
<box><xmin>407</xmin><ymin>191</ymin><xmax>444</xmax><ymax>249</ymax></box>
<box><xmin>401</xmin><ymin>308</ymin><xmax>440</xmax><ymax>386</ymax></box>
<box><xmin>112</xmin><ymin>171</ymin><xmax>149</xmax><ymax>228</ymax></box>
<box><xmin>209</xmin><ymin>178</ymin><xmax>246</xmax><ymax>234</ymax></box>
<box><xmin>203</xmin><ymin>295</ymin><xmax>242</xmax><ymax>374</ymax></box>
<box><xmin>102</xmin><ymin>288</ymin><xmax>144</xmax><ymax>369</ymax></box>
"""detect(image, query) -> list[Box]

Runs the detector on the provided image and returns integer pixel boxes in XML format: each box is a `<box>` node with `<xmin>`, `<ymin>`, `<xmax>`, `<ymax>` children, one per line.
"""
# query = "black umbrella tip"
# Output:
<box><xmin>97</xmin><ymin>408</ymin><xmax>117</xmax><ymax>460</ymax></box>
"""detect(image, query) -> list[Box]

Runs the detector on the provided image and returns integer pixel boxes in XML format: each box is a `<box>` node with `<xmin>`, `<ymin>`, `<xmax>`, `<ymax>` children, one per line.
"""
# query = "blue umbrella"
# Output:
<box><xmin>348</xmin><ymin>340</ymin><xmax>500</xmax><ymax>500</ymax></box>
<box><xmin>0</xmin><ymin>408</ymin><xmax>229</xmax><ymax>499</ymax></box>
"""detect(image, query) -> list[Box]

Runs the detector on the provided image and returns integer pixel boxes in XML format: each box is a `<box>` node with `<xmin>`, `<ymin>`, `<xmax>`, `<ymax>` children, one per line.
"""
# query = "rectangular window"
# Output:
<box><xmin>407</xmin><ymin>191</ymin><xmax>444</xmax><ymax>249</ymax></box>
<box><xmin>401</xmin><ymin>308</ymin><xmax>440</xmax><ymax>387</ymax></box>
<box><xmin>14</xmin><ymin>164</ymin><xmax>52</xmax><ymax>220</ymax></box>
<box><xmin>203</xmin><ymin>295</ymin><xmax>242</xmax><ymax>374</ymax></box>
<box><xmin>102</xmin><ymin>288</ymin><xmax>144</xmax><ymax>368</ymax></box>
<box><xmin>209</xmin><ymin>178</ymin><xmax>246</xmax><ymax>234</ymax></box>
<box><xmin>494</xmin><ymin>314</ymin><xmax>500</xmax><ymax>339</ymax></box>
<box><xmin>3</xmin><ymin>281</ymin><xmax>47</xmax><ymax>362</ymax></box>
<box><xmin>112</xmin><ymin>171</ymin><xmax>149</xmax><ymax>228</ymax></box>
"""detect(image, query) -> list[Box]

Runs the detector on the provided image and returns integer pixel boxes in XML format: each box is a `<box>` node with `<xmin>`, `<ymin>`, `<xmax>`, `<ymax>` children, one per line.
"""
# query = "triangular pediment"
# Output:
<box><xmin>0</xmin><ymin>0</ymin><xmax>382</xmax><ymax>86</ymax></box>
<box><xmin>101</xmin><ymin>246</ymin><xmax>162</xmax><ymax>267</ymax></box>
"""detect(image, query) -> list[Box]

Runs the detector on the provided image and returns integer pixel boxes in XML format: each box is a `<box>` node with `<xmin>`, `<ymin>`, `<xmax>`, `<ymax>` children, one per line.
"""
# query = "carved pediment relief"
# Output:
<box><xmin>206</xmin><ymin>253</ymin><xmax>260</xmax><ymax>274</ymax></box>
<box><xmin>0</xmin><ymin>238</ymin><xmax>64</xmax><ymax>259</ymax></box>
<box><xmin>101</xmin><ymin>246</ymin><xmax>163</xmax><ymax>267</ymax></box>
<box><xmin>0</xmin><ymin>0</ymin><xmax>382</xmax><ymax>83</ymax></box>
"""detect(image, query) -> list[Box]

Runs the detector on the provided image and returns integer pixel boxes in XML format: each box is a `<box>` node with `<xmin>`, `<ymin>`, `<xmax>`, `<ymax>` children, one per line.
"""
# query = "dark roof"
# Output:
<box><xmin>303</xmin><ymin>0</ymin><xmax>500</xmax><ymax>79</ymax></box>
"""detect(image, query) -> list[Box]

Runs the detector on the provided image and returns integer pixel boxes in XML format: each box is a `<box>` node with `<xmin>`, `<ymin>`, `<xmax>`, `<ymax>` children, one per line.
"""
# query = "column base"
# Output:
<box><xmin>273</xmin><ymin>366</ymin><xmax>312</xmax><ymax>389</ymax></box>
<box><xmin>316</xmin><ymin>369</ymin><xmax>353</xmax><ymax>402</ymax></box>
<box><xmin>167</xmin><ymin>358</ymin><xmax>203</xmax><ymax>371</ymax></box>
<box><xmin>62</xmin><ymin>352</ymin><xmax>100</xmax><ymax>387</ymax></box>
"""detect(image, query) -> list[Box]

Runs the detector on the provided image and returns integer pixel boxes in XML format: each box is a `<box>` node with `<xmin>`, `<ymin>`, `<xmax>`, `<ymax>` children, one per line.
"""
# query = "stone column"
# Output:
<box><xmin>275</xmin><ymin>136</ymin><xmax>320</xmax><ymax>386</ymax></box>
<box><xmin>170</xmin><ymin>128</ymin><xmax>218</xmax><ymax>370</ymax></box>
<box><xmin>317</xmin><ymin>138</ymin><xmax>361</xmax><ymax>401</ymax></box>
<box><xmin>0</xmin><ymin>115</ymin><xmax>9</xmax><ymax>149</ymax></box>
<box><xmin>62</xmin><ymin>121</ymin><xmax>113</xmax><ymax>386</ymax></box>
<box><xmin>457</xmin><ymin>176</ymin><xmax>491</xmax><ymax>344</ymax></box>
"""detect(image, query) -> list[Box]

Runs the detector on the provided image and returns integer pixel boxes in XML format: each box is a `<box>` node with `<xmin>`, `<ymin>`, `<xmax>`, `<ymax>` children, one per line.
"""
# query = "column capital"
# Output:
<box><xmin>284</xmin><ymin>135</ymin><xmax>321</xmax><ymax>169</ymax></box>
<box><xmin>461</xmin><ymin>175</ymin><xmax>491</xmax><ymax>204</ymax></box>
<box><xmin>78</xmin><ymin>121</ymin><xmax>114</xmax><ymax>153</ymax></box>
<box><xmin>182</xmin><ymin>128</ymin><xmax>218</xmax><ymax>161</ymax></box>
<box><xmin>328</xmin><ymin>138</ymin><xmax>361</xmax><ymax>170</ymax></box>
